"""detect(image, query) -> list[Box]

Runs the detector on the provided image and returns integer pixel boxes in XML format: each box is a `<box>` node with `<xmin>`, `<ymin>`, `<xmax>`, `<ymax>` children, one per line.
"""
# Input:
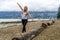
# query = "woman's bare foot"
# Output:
<box><xmin>21</xmin><ymin>32</ymin><xmax>27</xmax><ymax>35</ymax></box>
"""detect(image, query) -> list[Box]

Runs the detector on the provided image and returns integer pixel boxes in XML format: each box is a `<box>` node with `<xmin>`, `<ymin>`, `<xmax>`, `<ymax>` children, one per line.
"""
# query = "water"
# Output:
<box><xmin>0</xmin><ymin>11</ymin><xmax>57</xmax><ymax>28</ymax></box>
<box><xmin>0</xmin><ymin>11</ymin><xmax>57</xmax><ymax>19</ymax></box>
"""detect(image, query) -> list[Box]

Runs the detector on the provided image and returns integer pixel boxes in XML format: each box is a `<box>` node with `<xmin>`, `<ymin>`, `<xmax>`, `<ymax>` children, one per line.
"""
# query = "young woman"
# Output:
<box><xmin>17</xmin><ymin>2</ymin><xmax>32</xmax><ymax>33</ymax></box>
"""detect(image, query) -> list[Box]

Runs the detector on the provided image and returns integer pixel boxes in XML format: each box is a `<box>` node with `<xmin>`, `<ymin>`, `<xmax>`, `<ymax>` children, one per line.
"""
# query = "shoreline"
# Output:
<box><xmin>0</xmin><ymin>19</ymin><xmax>50</xmax><ymax>22</ymax></box>
<box><xmin>0</xmin><ymin>23</ymin><xmax>21</xmax><ymax>28</ymax></box>
<box><xmin>0</xmin><ymin>19</ymin><xmax>55</xmax><ymax>28</ymax></box>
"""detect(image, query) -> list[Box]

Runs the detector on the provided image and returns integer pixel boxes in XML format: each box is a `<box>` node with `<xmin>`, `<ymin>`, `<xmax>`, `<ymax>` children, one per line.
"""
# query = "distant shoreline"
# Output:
<box><xmin>0</xmin><ymin>19</ymin><xmax>57</xmax><ymax>28</ymax></box>
<box><xmin>0</xmin><ymin>11</ymin><xmax>57</xmax><ymax>19</ymax></box>
<box><xmin>0</xmin><ymin>19</ymin><xmax>50</xmax><ymax>22</ymax></box>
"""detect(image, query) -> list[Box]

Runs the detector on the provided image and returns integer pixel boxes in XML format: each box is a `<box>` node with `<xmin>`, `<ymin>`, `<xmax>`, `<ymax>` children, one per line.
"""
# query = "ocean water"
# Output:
<box><xmin>0</xmin><ymin>11</ymin><xmax>57</xmax><ymax>19</ymax></box>
<box><xmin>0</xmin><ymin>11</ymin><xmax>57</xmax><ymax>28</ymax></box>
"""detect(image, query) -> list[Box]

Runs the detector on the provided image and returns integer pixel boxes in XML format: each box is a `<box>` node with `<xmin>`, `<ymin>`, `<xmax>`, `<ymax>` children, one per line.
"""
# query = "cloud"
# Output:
<box><xmin>0</xmin><ymin>0</ymin><xmax>18</xmax><ymax>11</ymax></box>
<box><xmin>59</xmin><ymin>0</ymin><xmax>60</xmax><ymax>4</ymax></box>
<box><xmin>0</xmin><ymin>0</ymin><xmax>59</xmax><ymax>11</ymax></box>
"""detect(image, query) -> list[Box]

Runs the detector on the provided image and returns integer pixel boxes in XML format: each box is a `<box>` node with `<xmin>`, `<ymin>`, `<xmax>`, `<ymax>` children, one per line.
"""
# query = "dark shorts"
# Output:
<box><xmin>21</xmin><ymin>19</ymin><xmax>28</xmax><ymax>23</ymax></box>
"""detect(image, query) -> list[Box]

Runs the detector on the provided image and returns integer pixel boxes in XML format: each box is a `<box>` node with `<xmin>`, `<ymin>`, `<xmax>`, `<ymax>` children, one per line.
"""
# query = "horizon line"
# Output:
<box><xmin>0</xmin><ymin>10</ymin><xmax>57</xmax><ymax>12</ymax></box>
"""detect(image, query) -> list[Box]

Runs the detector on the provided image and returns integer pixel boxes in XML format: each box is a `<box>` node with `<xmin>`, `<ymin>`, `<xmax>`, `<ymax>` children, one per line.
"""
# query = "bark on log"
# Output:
<box><xmin>12</xmin><ymin>27</ymin><xmax>44</xmax><ymax>40</ymax></box>
<box><xmin>41</xmin><ymin>23</ymin><xmax>47</xmax><ymax>28</ymax></box>
<box><xmin>47</xmin><ymin>20</ymin><xmax>55</xmax><ymax>26</ymax></box>
<box><xmin>47</xmin><ymin>23</ymin><xmax>51</xmax><ymax>26</ymax></box>
<box><xmin>12</xmin><ymin>21</ymin><xmax>55</xmax><ymax>40</ymax></box>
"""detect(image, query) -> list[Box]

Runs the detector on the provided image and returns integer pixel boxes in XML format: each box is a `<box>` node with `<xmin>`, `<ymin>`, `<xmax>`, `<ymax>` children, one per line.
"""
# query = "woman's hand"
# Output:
<box><xmin>17</xmin><ymin>2</ymin><xmax>19</xmax><ymax>5</ymax></box>
<box><xmin>32</xmin><ymin>19</ymin><xmax>34</xmax><ymax>22</ymax></box>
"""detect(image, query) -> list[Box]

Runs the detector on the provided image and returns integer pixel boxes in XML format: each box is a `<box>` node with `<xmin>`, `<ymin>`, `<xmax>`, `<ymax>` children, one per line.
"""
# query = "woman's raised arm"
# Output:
<box><xmin>17</xmin><ymin>2</ymin><xmax>23</xmax><ymax>11</ymax></box>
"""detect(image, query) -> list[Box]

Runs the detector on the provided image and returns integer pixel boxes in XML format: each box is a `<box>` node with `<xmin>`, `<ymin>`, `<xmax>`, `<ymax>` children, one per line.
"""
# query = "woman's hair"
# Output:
<box><xmin>23</xmin><ymin>6</ymin><xmax>28</xmax><ymax>12</ymax></box>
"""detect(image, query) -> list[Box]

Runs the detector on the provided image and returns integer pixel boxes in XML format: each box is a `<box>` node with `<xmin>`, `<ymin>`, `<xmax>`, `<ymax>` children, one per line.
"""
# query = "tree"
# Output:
<box><xmin>57</xmin><ymin>6</ymin><xmax>60</xmax><ymax>19</ymax></box>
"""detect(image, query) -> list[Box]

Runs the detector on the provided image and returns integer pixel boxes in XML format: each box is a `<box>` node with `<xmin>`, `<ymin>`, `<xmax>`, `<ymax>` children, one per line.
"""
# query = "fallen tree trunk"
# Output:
<box><xmin>12</xmin><ymin>27</ymin><xmax>44</xmax><ymax>40</ymax></box>
<box><xmin>12</xmin><ymin>21</ymin><xmax>55</xmax><ymax>40</ymax></box>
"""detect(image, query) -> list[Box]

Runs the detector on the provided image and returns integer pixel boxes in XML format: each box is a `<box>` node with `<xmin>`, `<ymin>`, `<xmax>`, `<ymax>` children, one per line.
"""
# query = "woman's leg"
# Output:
<box><xmin>22</xmin><ymin>19</ymin><xmax>28</xmax><ymax>33</ymax></box>
<box><xmin>23</xmin><ymin>19</ymin><xmax>28</xmax><ymax>32</ymax></box>
<box><xmin>22</xmin><ymin>19</ymin><xmax>25</xmax><ymax>33</ymax></box>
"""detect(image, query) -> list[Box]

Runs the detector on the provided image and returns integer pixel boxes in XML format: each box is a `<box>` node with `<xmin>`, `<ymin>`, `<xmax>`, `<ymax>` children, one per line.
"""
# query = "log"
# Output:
<box><xmin>12</xmin><ymin>21</ymin><xmax>54</xmax><ymax>40</ymax></box>
<box><xmin>51</xmin><ymin>20</ymin><xmax>55</xmax><ymax>25</ymax></box>
<box><xmin>47</xmin><ymin>20</ymin><xmax>55</xmax><ymax>26</ymax></box>
<box><xmin>41</xmin><ymin>23</ymin><xmax>47</xmax><ymax>29</ymax></box>
<box><xmin>47</xmin><ymin>23</ymin><xmax>51</xmax><ymax>26</ymax></box>
<box><xmin>12</xmin><ymin>27</ymin><xmax>44</xmax><ymax>40</ymax></box>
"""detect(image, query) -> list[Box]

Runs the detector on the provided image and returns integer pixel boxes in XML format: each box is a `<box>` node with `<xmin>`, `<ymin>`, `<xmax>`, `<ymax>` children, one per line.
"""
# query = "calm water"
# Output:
<box><xmin>0</xmin><ymin>11</ymin><xmax>57</xmax><ymax>19</ymax></box>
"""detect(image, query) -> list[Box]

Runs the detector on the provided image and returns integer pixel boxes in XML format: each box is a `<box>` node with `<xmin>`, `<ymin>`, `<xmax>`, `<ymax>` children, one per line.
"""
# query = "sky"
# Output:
<box><xmin>0</xmin><ymin>0</ymin><xmax>59</xmax><ymax>11</ymax></box>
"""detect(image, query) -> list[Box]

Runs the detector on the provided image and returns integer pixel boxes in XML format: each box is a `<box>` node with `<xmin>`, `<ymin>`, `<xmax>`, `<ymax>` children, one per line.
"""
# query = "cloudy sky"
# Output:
<box><xmin>0</xmin><ymin>0</ymin><xmax>59</xmax><ymax>11</ymax></box>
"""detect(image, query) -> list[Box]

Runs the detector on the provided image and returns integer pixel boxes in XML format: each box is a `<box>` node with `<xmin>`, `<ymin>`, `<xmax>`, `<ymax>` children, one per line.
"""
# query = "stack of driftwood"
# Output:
<box><xmin>12</xmin><ymin>20</ymin><xmax>55</xmax><ymax>40</ymax></box>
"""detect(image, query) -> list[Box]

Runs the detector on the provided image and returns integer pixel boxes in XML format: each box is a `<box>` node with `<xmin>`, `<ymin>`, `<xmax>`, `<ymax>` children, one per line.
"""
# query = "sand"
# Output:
<box><xmin>0</xmin><ymin>21</ymin><xmax>43</xmax><ymax>40</ymax></box>
<box><xmin>33</xmin><ymin>20</ymin><xmax>60</xmax><ymax>40</ymax></box>
<box><xmin>0</xmin><ymin>20</ymin><xmax>60</xmax><ymax>40</ymax></box>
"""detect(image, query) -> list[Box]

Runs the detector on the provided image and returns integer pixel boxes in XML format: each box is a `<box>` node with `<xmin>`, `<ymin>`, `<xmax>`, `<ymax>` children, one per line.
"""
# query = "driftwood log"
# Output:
<box><xmin>47</xmin><ymin>20</ymin><xmax>55</xmax><ymax>26</ymax></box>
<box><xmin>12</xmin><ymin>20</ymin><xmax>55</xmax><ymax>40</ymax></box>
<box><xmin>41</xmin><ymin>23</ymin><xmax>47</xmax><ymax>28</ymax></box>
<box><xmin>51</xmin><ymin>20</ymin><xmax>55</xmax><ymax>25</ymax></box>
<box><xmin>47</xmin><ymin>23</ymin><xmax>51</xmax><ymax>26</ymax></box>
<box><xmin>12</xmin><ymin>27</ymin><xmax>44</xmax><ymax>40</ymax></box>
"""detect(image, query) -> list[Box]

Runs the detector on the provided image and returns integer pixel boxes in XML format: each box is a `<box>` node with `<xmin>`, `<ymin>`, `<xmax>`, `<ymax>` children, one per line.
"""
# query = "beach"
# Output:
<box><xmin>0</xmin><ymin>0</ymin><xmax>59</xmax><ymax>40</ymax></box>
<box><xmin>0</xmin><ymin>20</ymin><xmax>60</xmax><ymax>40</ymax></box>
<box><xmin>0</xmin><ymin>20</ymin><xmax>48</xmax><ymax>40</ymax></box>
<box><xmin>33</xmin><ymin>20</ymin><xmax>60</xmax><ymax>40</ymax></box>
